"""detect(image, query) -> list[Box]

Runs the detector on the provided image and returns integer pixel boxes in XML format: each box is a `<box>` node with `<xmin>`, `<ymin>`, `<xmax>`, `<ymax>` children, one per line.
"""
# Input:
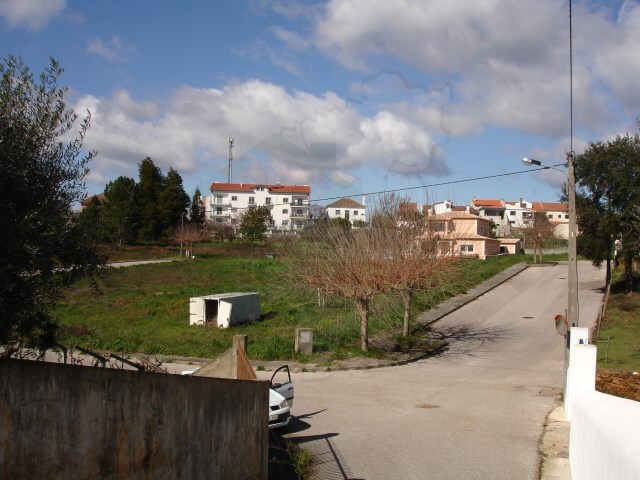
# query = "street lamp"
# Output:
<box><xmin>522</xmin><ymin>153</ymin><xmax>579</xmax><ymax>328</ymax></box>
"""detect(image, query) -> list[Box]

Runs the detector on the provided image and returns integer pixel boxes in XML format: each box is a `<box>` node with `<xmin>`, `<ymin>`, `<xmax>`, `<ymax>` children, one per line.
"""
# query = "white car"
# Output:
<box><xmin>269</xmin><ymin>365</ymin><xmax>294</xmax><ymax>429</ymax></box>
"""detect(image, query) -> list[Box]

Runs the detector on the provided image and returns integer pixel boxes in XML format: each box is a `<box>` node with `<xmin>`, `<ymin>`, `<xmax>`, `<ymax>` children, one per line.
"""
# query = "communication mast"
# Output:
<box><xmin>228</xmin><ymin>136</ymin><xmax>234</xmax><ymax>183</ymax></box>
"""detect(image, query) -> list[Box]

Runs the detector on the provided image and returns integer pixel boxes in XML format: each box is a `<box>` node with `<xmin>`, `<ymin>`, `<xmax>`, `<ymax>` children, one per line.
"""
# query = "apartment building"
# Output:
<box><xmin>204</xmin><ymin>182</ymin><xmax>311</xmax><ymax>231</ymax></box>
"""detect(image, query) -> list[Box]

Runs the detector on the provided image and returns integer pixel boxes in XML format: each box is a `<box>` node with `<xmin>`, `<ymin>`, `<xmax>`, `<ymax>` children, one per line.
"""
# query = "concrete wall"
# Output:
<box><xmin>0</xmin><ymin>359</ymin><xmax>269</xmax><ymax>480</ymax></box>
<box><xmin>565</xmin><ymin>329</ymin><xmax>640</xmax><ymax>480</ymax></box>
<box><xmin>570</xmin><ymin>390</ymin><xmax>640</xmax><ymax>480</ymax></box>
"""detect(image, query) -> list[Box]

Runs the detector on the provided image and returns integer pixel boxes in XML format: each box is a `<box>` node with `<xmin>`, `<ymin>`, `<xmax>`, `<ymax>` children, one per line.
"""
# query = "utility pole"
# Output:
<box><xmin>228</xmin><ymin>136</ymin><xmax>234</xmax><ymax>183</ymax></box>
<box><xmin>567</xmin><ymin>151</ymin><xmax>579</xmax><ymax>327</ymax></box>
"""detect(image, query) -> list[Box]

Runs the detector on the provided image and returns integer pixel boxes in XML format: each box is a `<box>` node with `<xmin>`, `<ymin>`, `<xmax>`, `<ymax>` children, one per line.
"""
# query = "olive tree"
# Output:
<box><xmin>0</xmin><ymin>56</ymin><xmax>104</xmax><ymax>354</ymax></box>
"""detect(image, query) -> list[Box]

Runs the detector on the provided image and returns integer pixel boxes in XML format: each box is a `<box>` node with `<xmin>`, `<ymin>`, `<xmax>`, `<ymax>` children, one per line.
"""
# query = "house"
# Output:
<box><xmin>79</xmin><ymin>193</ymin><xmax>106</xmax><ymax>211</ymax></box>
<box><xmin>326</xmin><ymin>197</ymin><xmax>366</xmax><ymax>225</ymax></box>
<box><xmin>204</xmin><ymin>182</ymin><xmax>311</xmax><ymax>231</ymax></box>
<box><xmin>471</xmin><ymin>198</ymin><xmax>509</xmax><ymax>236</ymax></box>
<box><xmin>504</xmin><ymin>199</ymin><xmax>535</xmax><ymax>229</ymax></box>
<box><xmin>533</xmin><ymin>202</ymin><xmax>569</xmax><ymax>239</ymax></box>
<box><xmin>425</xmin><ymin>211</ymin><xmax>501</xmax><ymax>260</ymax></box>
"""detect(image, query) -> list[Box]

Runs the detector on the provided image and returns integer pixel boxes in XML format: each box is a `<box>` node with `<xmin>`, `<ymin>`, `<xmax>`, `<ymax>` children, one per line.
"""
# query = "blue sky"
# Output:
<box><xmin>2</xmin><ymin>0</ymin><xmax>639</xmax><ymax>207</ymax></box>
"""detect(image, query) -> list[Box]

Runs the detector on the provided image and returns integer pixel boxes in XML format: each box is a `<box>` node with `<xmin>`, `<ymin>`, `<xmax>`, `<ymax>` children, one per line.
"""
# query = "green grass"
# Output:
<box><xmin>55</xmin><ymin>245</ymin><xmax>536</xmax><ymax>361</ymax></box>
<box><xmin>596</xmin><ymin>267</ymin><xmax>640</xmax><ymax>371</ymax></box>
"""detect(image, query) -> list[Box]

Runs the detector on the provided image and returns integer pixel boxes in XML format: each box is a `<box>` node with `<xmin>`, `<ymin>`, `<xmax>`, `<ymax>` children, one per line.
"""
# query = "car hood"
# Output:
<box><xmin>269</xmin><ymin>388</ymin><xmax>286</xmax><ymax>408</ymax></box>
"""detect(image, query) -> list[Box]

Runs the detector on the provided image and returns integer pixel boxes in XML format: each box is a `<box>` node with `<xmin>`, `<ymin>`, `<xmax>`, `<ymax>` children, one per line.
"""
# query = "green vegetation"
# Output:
<box><xmin>55</xmin><ymin>248</ymin><xmax>552</xmax><ymax>361</ymax></box>
<box><xmin>596</xmin><ymin>266</ymin><xmax>640</xmax><ymax>371</ymax></box>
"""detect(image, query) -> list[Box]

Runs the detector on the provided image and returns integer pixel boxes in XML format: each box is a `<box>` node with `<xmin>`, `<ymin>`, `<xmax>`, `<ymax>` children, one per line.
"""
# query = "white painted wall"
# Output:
<box><xmin>566</xmin><ymin>328</ymin><xmax>640</xmax><ymax>480</ymax></box>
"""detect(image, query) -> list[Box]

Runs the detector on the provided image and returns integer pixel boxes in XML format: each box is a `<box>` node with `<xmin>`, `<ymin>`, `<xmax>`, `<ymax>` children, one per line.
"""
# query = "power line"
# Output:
<box><xmin>309</xmin><ymin>163</ymin><xmax>566</xmax><ymax>204</ymax></box>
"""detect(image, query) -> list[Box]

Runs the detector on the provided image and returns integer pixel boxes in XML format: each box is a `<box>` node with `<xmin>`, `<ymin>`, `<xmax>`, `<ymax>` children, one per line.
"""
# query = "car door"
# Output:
<box><xmin>270</xmin><ymin>365</ymin><xmax>294</xmax><ymax>408</ymax></box>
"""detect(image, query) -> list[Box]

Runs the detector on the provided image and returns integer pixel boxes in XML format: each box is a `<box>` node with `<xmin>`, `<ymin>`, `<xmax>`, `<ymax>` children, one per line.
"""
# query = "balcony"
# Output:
<box><xmin>289</xmin><ymin>201</ymin><xmax>309</xmax><ymax>208</ymax></box>
<box><xmin>290</xmin><ymin>212</ymin><xmax>309</xmax><ymax>218</ymax></box>
<box><xmin>210</xmin><ymin>210</ymin><xmax>231</xmax><ymax>218</ymax></box>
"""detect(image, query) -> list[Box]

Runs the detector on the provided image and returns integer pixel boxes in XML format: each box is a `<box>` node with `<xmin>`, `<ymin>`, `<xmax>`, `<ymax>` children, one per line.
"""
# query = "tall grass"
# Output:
<box><xmin>596</xmin><ymin>266</ymin><xmax>640</xmax><ymax>371</ymax></box>
<box><xmin>55</xmin><ymin>250</ymin><xmax>534</xmax><ymax>360</ymax></box>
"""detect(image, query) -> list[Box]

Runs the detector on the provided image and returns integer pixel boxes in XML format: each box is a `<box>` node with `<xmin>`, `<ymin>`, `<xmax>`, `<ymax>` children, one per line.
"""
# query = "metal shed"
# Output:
<box><xmin>189</xmin><ymin>293</ymin><xmax>260</xmax><ymax>328</ymax></box>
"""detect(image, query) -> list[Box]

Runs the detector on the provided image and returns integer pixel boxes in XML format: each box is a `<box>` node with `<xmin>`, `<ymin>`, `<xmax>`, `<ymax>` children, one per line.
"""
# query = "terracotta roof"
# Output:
<box><xmin>326</xmin><ymin>197</ymin><xmax>366</xmax><ymax>208</ymax></box>
<box><xmin>210</xmin><ymin>182</ymin><xmax>311</xmax><ymax>194</ymax></box>
<box><xmin>532</xmin><ymin>202</ymin><xmax>568</xmax><ymax>212</ymax></box>
<box><xmin>427</xmin><ymin>211</ymin><xmax>485</xmax><ymax>221</ymax></box>
<box><xmin>399</xmin><ymin>202</ymin><xmax>418</xmax><ymax>212</ymax></box>
<box><xmin>472</xmin><ymin>198</ymin><xmax>504</xmax><ymax>208</ymax></box>
<box><xmin>499</xmin><ymin>238</ymin><xmax>521</xmax><ymax>244</ymax></box>
<box><xmin>81</xmin><ymin>194</ymin><xmax>106</xmax><ymax>207</ymax></box>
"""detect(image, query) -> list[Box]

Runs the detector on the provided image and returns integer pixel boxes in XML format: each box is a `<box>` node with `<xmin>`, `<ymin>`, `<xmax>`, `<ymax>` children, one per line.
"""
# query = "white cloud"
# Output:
<box><xmin>86</xmin><ymin>36</ymin><xmax>132</xmax><ymax>62</ymax></box>
<box><xmin>313</xmin><ymin>0</ymin><xmax>640</xmax><ymax>139</ymax></box>
<box><xmin>73</xmin><ymin>79</ymin><xmax>450</xmax><ymax>189</ymax></box>
<box><xmin>0</xmin><ymin>0</ymin><xmax>66</xmax><ymax>31</ymax></box>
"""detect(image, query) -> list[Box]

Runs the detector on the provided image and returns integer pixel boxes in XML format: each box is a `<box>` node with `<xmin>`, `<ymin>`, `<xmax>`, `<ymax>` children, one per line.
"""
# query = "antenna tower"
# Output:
<box><xmin>228</xmin><ymin>136</ymin><xmax>234</xmax><ymax>183</ymax></box>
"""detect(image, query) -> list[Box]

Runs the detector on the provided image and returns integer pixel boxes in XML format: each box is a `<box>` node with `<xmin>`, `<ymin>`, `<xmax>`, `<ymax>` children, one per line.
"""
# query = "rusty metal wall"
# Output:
<box><xmin>0</xmin><ymin>359</ymin><xmax>269</xmax><ymax>480</ymax></box>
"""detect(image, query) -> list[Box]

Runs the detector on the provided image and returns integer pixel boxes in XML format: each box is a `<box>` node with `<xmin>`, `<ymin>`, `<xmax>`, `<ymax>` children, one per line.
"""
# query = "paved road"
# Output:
<box><xmin>278</xmin><ymin>262</ymin><xmax>605</xmax><ymax>480</ymax></box>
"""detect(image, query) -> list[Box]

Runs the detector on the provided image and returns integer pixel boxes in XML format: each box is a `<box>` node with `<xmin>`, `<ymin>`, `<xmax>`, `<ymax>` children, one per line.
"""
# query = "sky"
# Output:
<box><xmin>2</xmin><ymin>0</ymin><xmax>639</xmax><ymax>207</ymax></box>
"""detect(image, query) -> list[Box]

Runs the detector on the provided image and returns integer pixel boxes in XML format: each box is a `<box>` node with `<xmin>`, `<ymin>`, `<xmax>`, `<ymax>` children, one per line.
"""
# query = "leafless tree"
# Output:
<box><xmin>282</xmin><ymin>194</ymin><xmax>463</xmax><ymax>350</ymax></box>
<box><xmin>374</xmin><ymin>195</ymin><xmax>463</xmax><ymax>337</ymax></box>
<box><xmin>518</xmin><ymin>213</ymin><xmax>558</xmax><ymax>263</ymax></box>
<box><xmin>282</xmin><ymin>221</ymin><xmax>398</xmax><ymax>351</ymax></box>
<box><xmin>172</xmin><ymin>222</ymin><xmax>206</xmax><ymax>258</ymax></box>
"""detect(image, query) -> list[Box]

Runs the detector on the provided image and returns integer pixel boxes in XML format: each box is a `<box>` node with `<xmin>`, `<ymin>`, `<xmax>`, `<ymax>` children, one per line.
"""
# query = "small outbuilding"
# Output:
<box><xmin>498</xmin><ymin>238</ymin><xmax>523</xmax><ymax>254</ymax></box>
<box><xmin>189</xmin><ymin>293</ymin><xmax>260</xmax><ymax>328</ymax></box>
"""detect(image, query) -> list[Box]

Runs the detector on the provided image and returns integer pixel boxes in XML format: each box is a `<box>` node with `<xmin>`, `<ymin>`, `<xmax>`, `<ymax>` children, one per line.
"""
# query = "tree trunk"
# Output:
<box><xmin>624</xmin><ymin>248</ymin><xmax>634</xmax><ymax>293</ymax></box>
<box><xmin>402</xmin><ymin>288</ymin><xmax>413</xmax><ymax>337</ymax></box>
<box><xmin>355</xmin><ymin>297</ymin><xmax>370</xmax><ymax>351</ymax></box>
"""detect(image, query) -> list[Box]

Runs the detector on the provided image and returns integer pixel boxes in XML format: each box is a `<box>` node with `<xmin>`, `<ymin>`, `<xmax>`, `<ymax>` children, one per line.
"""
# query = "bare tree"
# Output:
<box><xmin>373</xmin><ymin>194</ymin><xmax>463</xmax><ymax>337</ymax></box>
<box><xmin>172</xmin><ymin>222</ymin><xmax>206</xmax><ymax>258</ymax></box>
<box><xmin>282</xmin><ymin>222</ymin><xmax>397</xmax><ymax>351</ymax></box>
<box><xmin>518</xmin><ymin>213</ymin><xmax>558</xmax><ymax>263</ymax></box>
<box><xmin>282</xmin><ymin>194</ymin><xmax>464</xmax><ymax>349</ymax></box>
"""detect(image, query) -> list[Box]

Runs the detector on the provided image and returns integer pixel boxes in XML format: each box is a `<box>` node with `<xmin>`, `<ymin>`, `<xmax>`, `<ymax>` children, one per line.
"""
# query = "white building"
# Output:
<box><xmin>326</xmin><ymin>197</ymin><xmax>366</xmax><ymax>225</ymax></box>
<box><xmin>504</xmin><ymin>199</ymin><xmax>535</xmax><ymax>228</ymax></box>
<box><xmin>204</xmin><ymin>182</ymin><xmax>311</xmax><ymax>231</ymax></box>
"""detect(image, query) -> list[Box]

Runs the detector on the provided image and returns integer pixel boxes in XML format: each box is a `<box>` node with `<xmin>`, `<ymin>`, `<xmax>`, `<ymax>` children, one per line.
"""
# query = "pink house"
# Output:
<box><xmin>426</xmin><ymin>211</ymin><xmax>501</xmax><ymax>260</ymax></box>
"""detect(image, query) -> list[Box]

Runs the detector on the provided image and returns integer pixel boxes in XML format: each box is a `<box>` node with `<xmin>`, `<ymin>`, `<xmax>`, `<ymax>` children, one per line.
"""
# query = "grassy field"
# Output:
<box><xmin>55</xmin><ymin>245</ymin><xmax>562</xmax><ymax>361</ymax></box>
<box><xmin>596</xmin><ymin>267</ymin><xmax>640</xmax><ymax>371</ymax></box>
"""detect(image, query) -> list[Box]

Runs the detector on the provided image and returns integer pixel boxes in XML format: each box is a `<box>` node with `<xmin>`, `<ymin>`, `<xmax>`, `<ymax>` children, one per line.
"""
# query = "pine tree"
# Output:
<box><xmin>102</xmin><ymin>176</ymin><xmax>137</xmax><ymax>245</ymax></box>
<box><xmin>158</xmin><ymin>167</ymin><xmax>190</xmax><ymax>238</ymax></box>
<box><xmin>190</xmin><ymin>187</ymin><xmax>206</xmax><ymax>226</ymax></box>
<box><xmin>135</xmin><ymin>157</ymin><xmax>164</xmax><ymax>241</ymax></box>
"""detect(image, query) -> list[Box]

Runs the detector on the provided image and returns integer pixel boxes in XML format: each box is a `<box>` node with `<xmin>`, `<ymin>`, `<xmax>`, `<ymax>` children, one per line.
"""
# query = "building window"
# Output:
<box><xmin>510</xmin><ymin>211</ymin><xmax>516</xmax><ymax>216</ymax></box>
<box><xmin>231</xmin><ymin>196</ymin><xmax>237</xmax><ymax>201</ymax></box>
<box><xmin>283</xmin><ymin>197</ymin><xmax>289</xmax><ymax>203</ymax></box>
<box><xmin>249</xmin><ymin>197</ymin><xmax>255</xmax><ymax>205</ymax></box>
<box><xmin>557</xmin><ymin>214</ymin><xmax>562</xmax><ymax>219</ymax></box>
<box><xmin>548</xmin><ymin>214</ymin><xmax>553</xmax><ymax>219</ymax></box>
<box><xmin>461</xmin><ymin>244</ymin><xmax>474</xmax><ymax>252</ymax></box>
<box><xmin>336</xmin><ymin>210</ymin><xmax>341</xmax><ymax>215</ymax></box>
<box><xmin>216</xmin><ymin>207</ymin><xmax>222</xmax><ymax>215</ymax></box>
<box><xmin>353</xmin><ymin>210</ymin><xmax>358</xmax><ymax>215</ymax></box>
<box><xmin>282</xmin><ymin>209</ymin><xmax>289</xmax><ymax>214</ymax></box>
<box><xmin>436</xmin><ymin>222</ymin><xmax>446</xmax><ymax>232</ymax></box>
<box><xmin>297</xmin><ymin>209</ymin><xmax>303</xmax><ymax>215</ymax></box>
<box><xmin>216</xmin><ymin>196</ymin><xmax>224</xmax><ymax>204</ymax></box>
<box><xmin>282</xmin><ymin>219</ymin><xmax>289</xmax><ymax>226</ymax></box>
<box><xmin>265</xmin><ymin>197</ymin><xmax>271</xmax><ymax>205</ymax></box>
<box><xmin>478</xmin><ymin>225</ymin><xmax>484</xmax><ymax>234</ymax></box>
<box><xmin>565</xmin><ymin>214</ymin><xmax>569</xmax><ymax>219</ymax></box>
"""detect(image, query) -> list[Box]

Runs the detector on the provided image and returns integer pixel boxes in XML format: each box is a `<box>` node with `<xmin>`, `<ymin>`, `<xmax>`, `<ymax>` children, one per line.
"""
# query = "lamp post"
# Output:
<box><xmin>522</xmin><ymin>153</ymin><xmax>579</xmax><ymax>327</ymax></box>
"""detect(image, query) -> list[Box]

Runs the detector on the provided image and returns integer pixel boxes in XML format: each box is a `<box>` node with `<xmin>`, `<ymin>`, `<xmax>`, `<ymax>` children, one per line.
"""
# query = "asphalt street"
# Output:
<box><xmin>276</xmin><ymin>262</ymin><xmax>605</xmax><ymax>480</ymax></box>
